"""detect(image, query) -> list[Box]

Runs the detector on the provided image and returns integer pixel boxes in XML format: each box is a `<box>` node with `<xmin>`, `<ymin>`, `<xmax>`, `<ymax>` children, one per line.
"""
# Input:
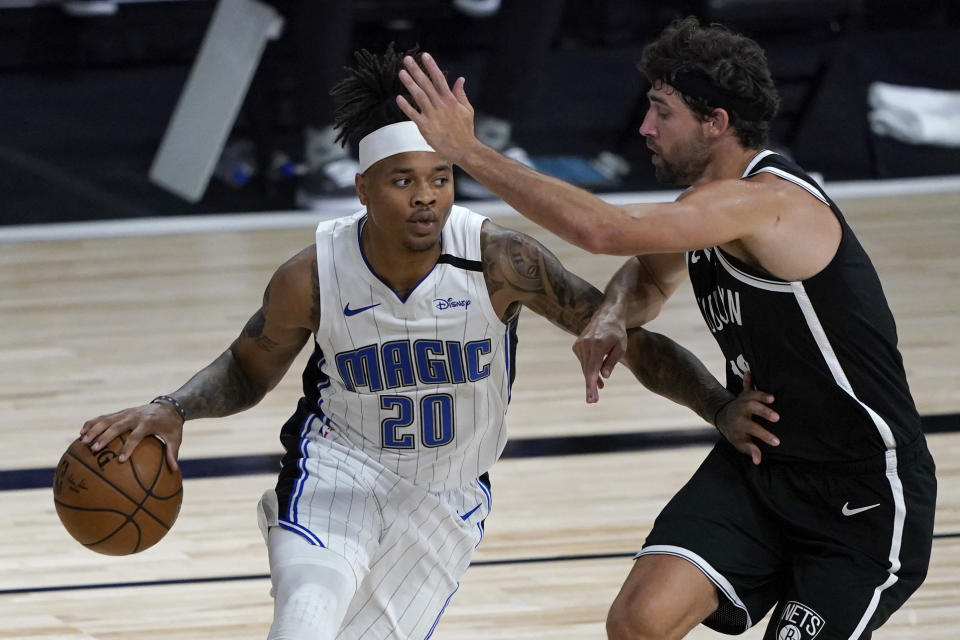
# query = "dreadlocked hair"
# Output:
<box><xmin>331</xmin><ymin>44</ymin><xmax>426</xmax><ymax>148</ymax></box>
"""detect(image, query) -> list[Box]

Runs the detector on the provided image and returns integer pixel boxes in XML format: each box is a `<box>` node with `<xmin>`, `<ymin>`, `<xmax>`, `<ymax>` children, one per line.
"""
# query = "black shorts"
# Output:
<box><xmin>640</xmin><ymin>437</ymin><xmax>936</xmax><ymax>639</ymax></box>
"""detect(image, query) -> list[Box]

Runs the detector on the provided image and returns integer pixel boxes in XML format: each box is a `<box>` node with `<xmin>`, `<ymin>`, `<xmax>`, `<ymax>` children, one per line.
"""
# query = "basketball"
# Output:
<box><xmin>53</xmin><ymin>433</ymin><xmax>183</xmax><ymax>555</ymax></box>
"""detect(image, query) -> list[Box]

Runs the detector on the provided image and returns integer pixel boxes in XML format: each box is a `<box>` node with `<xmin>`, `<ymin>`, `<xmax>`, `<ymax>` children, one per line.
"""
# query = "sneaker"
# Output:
<box><xmin>295</xmin><ymin>157</ymin><xmax>360</xmax><ymax>208</ymax></box>
<box><xmin>295</xmin><ymin>125</ymin><xmax>360</xmax><ymax>208</ymax></box>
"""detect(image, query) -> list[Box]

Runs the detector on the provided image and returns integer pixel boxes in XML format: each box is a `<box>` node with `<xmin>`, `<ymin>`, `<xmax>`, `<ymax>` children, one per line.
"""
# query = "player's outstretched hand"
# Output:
<box><xmin>715</xmin><ymin>371</ymin><xmax>780</xmax><ymax>465</ymax></box>
<box><xmin>572</xmin><ymin>307</ymin><xmax>628</xmax><ymax>404</ymax></box>
<box><xmin>79</xmin><ymin>403</ymin><xmax>183</xmax><ymax>472</ymax></box>
<box><xmin>397</xmin><ymin>52</ymin><xmax>481</xmax><ymax>164</ymax></box>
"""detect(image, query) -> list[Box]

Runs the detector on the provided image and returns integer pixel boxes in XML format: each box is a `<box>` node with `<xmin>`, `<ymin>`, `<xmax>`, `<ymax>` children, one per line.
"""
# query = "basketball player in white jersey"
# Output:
<box><xmin>399</xmin><ymin>18</ymin><xmax>936</xmax><ymax>640</ymax></box>
<box><xmin>80</xmin><ymin>46</ymin><xmax>776</xmax><ymax>639</ymax></box>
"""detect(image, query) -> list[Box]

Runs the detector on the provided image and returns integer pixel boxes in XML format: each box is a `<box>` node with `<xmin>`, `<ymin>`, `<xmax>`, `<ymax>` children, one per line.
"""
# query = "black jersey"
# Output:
<box><xmin>687</xmin><ymin>150</ymin><xmax>921</xmax><ymax>463</ymax></box>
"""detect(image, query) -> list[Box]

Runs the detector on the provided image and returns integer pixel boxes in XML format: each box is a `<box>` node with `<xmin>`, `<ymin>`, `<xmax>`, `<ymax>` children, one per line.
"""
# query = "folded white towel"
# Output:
<box><xmin>868</xmin><ymin>81</ymin><xmax>960</xmax><ymax>147</ymax></box>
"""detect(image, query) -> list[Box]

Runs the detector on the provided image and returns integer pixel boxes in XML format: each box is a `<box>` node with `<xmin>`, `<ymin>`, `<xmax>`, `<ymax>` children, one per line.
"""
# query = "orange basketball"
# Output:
<box><xmin>53</xmin><ymin>433</ymin><xmax>182</xmax><ymax>555</ymax></box>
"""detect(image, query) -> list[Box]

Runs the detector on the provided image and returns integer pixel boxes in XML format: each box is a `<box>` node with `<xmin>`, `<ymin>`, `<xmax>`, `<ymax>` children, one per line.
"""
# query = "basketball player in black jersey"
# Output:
<box><xmin>398</xmin><ymin>16</ymin><xmax>936</xmax><ymax>640</ymax></box>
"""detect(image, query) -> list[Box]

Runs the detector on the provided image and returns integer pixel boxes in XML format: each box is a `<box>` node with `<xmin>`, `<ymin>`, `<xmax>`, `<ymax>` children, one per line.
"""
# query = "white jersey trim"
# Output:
<box><xmin>712</xmin><ymin>248</ymin><xmax>795</xmax><ymax>293</ymax></box>
<box><xmin>791</xmin><ymin>280</ymin><xmax>907</xmax><ymax>639</ymax></box>
<box><xmin>740</xmin><ymin>149</ymin><xmax>777</xmax><ymax>176</ymax></box>
<box><xmin>751</xmin><ymin>166</ymin><xmax>829</xmax><ymax>205</ymax></box>
<box><xmin>848</xmin><ymin>573</ymin><xmax>898</xmax><ymax>640</ymax></box>
<box><xmin>789</xmin><ymin>282</ymin><xmax>898</xmax><ymax>449</ymax></box>
<box><xmin>719</xmin><ymin>151</ymin><xmax>826</xmax><ymax>291</ymax></box>
<box><xmin>636</xmin><ymin>545</ymin><xmax>753</xmax><ymax>630</ymax></box>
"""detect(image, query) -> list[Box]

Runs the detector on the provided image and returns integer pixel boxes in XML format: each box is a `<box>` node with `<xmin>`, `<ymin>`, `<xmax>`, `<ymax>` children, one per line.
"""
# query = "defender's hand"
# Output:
<box><xmin>80</xmin><ymin>403</ymin><xmax>183</xmax><ymax>472</ymax></box>
<box><xmin>573</xmin><ymin>307</ymin><xmax>628</xmax><ymax>404</ymax></box>
<box><xmin>715</xmin><ymin>371</ymin><xmax>780</xmax><ymax>465</ymax></box>
<box><xmin>397</xmin><ymin>52</ymin><xmax>482</xmax><ymax>164</ymax></box>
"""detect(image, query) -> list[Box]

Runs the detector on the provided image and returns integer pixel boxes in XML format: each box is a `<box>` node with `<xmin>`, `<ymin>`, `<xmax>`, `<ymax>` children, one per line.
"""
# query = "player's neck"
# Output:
<box><xmin>361</xmin><ymin>231</ymin><xmax>441</xmax><ymax>298</ymax></box>
<box><xmin>693</xmin><ymin>141</ymin><xmax>762</xmax><ymax>186</ymax></box>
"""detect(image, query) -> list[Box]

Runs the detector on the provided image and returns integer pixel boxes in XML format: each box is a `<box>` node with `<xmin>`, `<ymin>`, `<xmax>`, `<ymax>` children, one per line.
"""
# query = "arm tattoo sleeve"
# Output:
<box><xmin>482</xmin><ymin>226</ymin><xmax>602</xmax><ymax>335</ymax></box>
<box><xmin>244</xmin><ymin>308</ymin><xmax>280</xmax><ymax>352</ymax></box>
<box><xmin>170</xmin><ymin>347</ymin><xmax>265</xmax><ymax>420</ymax></box>
<box><xmin>481</xmin><ymin>225</ymin><xmax>731</xmax><ymax>420</ymax></box>
<box><xmin>171</xmin><ymin>280</ymin><xmax>279</xmax><ymax>419</ymax></box>
<box><xmin>623</xmin><ymin>328</ymin><xmax>732</xmax><ymax>424</ymax></box>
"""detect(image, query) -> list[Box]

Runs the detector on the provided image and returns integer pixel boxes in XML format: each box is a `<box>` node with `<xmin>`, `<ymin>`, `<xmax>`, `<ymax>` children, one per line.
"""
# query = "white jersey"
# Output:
<box><xmin>262</xmin><ymin>206</ymin><xmax>512</xmax><ymax>637</ymax></box>
<box><xmin>303</xmin><ymin>205</ymin><xmax>514</xmax><ymax>491</ymax></box>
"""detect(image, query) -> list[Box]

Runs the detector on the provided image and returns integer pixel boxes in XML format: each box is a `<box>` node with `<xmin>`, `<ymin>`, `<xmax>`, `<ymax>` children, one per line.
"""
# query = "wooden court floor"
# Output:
<box><xmin>1</xmin><ymin>189</ymin><xmax>958</xmax><ymax>638</ymax></box>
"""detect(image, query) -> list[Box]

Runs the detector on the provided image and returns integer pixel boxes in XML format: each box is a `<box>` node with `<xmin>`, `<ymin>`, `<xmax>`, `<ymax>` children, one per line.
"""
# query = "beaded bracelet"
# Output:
<box><xmin>151</xmin><ymin>395</ymin><xmax>186</xmax><ymax>422</ymax></box>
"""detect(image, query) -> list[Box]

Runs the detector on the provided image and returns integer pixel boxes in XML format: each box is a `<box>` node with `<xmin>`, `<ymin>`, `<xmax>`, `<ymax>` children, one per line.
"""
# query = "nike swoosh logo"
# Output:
<box><xmin>458</xmin><ymin>503</ymin><xmax>482</xmax><ymax>521</ymax></box>
<box><xmin>343</xmin><ymin>302</ymin><xmax>381</xmax><ymax>316</ymax></box>
<box><xmin>842</xmin><ymin>502</ymin><xmax>880</xmax><ymax>516</ymax></box>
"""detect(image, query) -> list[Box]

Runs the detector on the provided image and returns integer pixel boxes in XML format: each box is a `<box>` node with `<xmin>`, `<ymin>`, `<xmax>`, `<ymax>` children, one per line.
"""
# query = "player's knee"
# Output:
<box><xmin>276</xmin><ymin>581</ymin><xmax>338</xmax><ymax>626</ymax></box>
<box><xmin>267</xmin><ymin>533</ymin><xmax>357</xmax><ymax>640</ymax></box>
<box><xmin>269</xmin><ymin>577</ymin><xmax>345</xmax><ymax>640</ymax></box>
<box><xmin>606</xmin><ymin>594</ymin><xmax>678</xmax><ymax>640</ymax></box>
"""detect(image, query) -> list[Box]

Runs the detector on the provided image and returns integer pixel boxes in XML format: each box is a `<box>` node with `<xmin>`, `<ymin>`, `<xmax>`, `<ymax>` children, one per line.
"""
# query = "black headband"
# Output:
<box><xmin>668</xmin><ymin>69</ymin><xmax>767</xmax><ymax>122</ymax></box>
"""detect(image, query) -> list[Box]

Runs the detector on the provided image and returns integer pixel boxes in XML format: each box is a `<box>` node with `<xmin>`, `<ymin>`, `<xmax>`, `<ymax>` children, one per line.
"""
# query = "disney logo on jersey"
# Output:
<box><xmin>434</xmin><ymin>297</ymin><xmax>471</xmax><ymax>311</ymax></box>
<box><xmin>776</xmin><ymin>601</ymin><xmax>825</xmax><ymax>640</ymax></box>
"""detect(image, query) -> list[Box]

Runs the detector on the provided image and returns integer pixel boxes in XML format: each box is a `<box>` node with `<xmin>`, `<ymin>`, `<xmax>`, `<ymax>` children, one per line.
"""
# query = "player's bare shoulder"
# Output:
<box><xmin>740</xmin><ymin>171</ymin><xmax>825</xmax><ymax>213</ymax></box>
<box><xmin>478</xmin><ymin>220</ymin><xmax>525</xmax><ymax>320</ymax></box>
<box><xmin>266</xmin><ymin>244</ymin><xmax>322</xmax><ymax>333</ymax></box>
<box><xmin>731</xmin><ymin>172</ymin><xmax>840</xmax><ymax>279</ymax></box>
<box><xmin>479</xmin><ymin>219</ymin><xmax>559</xmax><ymax>313</ymax></box>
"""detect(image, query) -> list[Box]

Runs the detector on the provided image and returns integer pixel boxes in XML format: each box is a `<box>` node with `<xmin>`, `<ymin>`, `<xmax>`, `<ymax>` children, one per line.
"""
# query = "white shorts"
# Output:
<box><xmin>258</xmin><ymin>434</ymin><xmax>492</xmax><ymax>639</ymax></box>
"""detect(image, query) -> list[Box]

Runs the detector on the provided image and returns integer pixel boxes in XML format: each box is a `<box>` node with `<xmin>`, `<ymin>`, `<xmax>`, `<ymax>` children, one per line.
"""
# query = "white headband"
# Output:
<box><xmin>357</xmin><ymin>121</ymin><xmax>436</xmax><ymax>173</ymax></box>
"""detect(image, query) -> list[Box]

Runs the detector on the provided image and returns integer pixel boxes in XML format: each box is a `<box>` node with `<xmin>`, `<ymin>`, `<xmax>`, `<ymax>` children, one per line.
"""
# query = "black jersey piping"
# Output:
<box><xmin>437</xmin><ymin>253</ymin><xmax>483</xmax><ymax>271</ymax></box>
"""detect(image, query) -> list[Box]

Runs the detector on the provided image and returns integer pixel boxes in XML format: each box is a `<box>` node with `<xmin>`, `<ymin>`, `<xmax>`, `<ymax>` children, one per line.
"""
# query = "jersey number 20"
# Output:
<box><xmin>381</xmin><ymin>394</ymin><xmax>455</xmax><ymax>449</ymax></box>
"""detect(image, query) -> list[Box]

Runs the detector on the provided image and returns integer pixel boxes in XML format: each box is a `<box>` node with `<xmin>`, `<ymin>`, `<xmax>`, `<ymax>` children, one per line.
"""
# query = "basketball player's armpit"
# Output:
<box><xmin>172</xmin><ymin>348</ymin><xmax>267</xmax><ymax>420</ymax></box>
<box><xmin>623</xmin><ymin>328</ymin><xmax>730</xmax><ymax>423</ymax></box>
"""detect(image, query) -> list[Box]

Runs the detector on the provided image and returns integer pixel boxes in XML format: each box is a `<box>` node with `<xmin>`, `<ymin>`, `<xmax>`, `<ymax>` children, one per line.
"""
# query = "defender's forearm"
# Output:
<box><xmin>608</xmin><ymin>258</ymin><xmax>669</xmax><ymax>327</ymax></box>
<box><xmin>623</xmin><ymin>328</ymin><xmax>732</xmax><ymax>425</ymax></box>
<box><xmin>459</xmin><ymin>144</ymin><xmax>628</xmax><ymax>255</ymax></box>
<box><xmin>167</xmin><ymin>346</ymin><xmax>267</xmax><ymax>420</ymax></box>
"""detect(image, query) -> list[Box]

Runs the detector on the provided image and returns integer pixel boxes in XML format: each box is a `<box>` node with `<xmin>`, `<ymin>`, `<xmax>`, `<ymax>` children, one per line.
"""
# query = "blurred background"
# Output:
<box><xmin>1</xmin><ymin>0</ymin><xmax>958</xmax><ymax>226</ymax></box>
<box><xmin>3</xmin><ymin>5</ymin><xmax>959</xmax><ymax>637</ymax></box>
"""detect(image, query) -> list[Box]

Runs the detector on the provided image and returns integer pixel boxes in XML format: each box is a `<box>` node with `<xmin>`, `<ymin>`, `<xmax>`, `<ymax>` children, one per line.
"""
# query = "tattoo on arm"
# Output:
<box><xmin>623</xmin><ymin>329</ymin><xmax>732</xmax><ymax>423</ymax></box>
<box><xmin>482</xmin><ymin>226</ymin><xmax>602</xmax><ymax>334</ymax></box>
<box><xmin>243</xmin><ymin>277</ymin><xmax>280</xmax><ymax>351</ymax></box>
<box><xmin>168</xmin><ymin>249</ymin><xmax>318</xmax><ymax>421</ymax></box>
<box><xmin>171</xmin><ymin>348</ymin><xmax>265</xmax><ymax>420</ymax></box>
<box><xmin>243</xmin><ymin>308</ymin><xmax>280</xmax><ymax>352</ymax></box>
<box><xmin>174</xmin><ymin>281</ymin><xmax>281</xmax><ymax>419</ymax></box>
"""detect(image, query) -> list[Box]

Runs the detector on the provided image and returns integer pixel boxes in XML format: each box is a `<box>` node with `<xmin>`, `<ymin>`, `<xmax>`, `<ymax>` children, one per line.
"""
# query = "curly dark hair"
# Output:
<box><xmin>331</xmin><ymin>44</ymin><xmax>425</xmax><ymax>148</ymax></box>
<box><xmin>639</xmin><ymin>16</ymin><xmax>780</xmax><ymax>149</ymax></box>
